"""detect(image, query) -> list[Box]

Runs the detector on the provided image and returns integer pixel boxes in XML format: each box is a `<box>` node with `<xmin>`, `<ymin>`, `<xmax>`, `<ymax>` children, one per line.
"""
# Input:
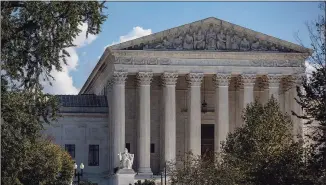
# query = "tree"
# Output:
<box><xmin>167</xmin><ymin>152</ymin><xmax>239</xmax><ymax>185</ymax></box>
<box><xmin>222</xmin><ymin>98</ymin><xmax>313</xmax><ymax>185</ymax></box>
<box><xmin>19</xmin><ymin>139</ymin><xmax>74</xmax><ymax>185</ymax></box>
<box><xmin>168</xmin><ymin>98</ymin><xmax>314</xmax><ymax>185</ymax></box>
<box><xmin>1</xmin><ymin>1</ymin><xmax>107</xmax><ymax>184</ymax></box>
<box><xmin>294</xmin><ymin>2</ymin><xmax>326</xmax><ymax>178</ymax></box>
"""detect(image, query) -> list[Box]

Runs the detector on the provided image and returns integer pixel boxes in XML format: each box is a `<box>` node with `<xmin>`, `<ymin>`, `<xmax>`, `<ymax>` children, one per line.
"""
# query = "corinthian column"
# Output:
<box><xmin>186</xmin><ymin>73</ymin><xmax>204</xmax><ymax>156</ymax></box>
<box><xmin>107</xmin><ymin>79</ymin><xmax>114</xmax><ymax>174</ymax></box>
<box><xmin>268</xmin><ymin>74</ymin><xmax>282</xmax><ymax>101</ymax></box>
<box><xmin>137</xmin><ymin>72</ymin><xmax>153</xmax><ymax>175</ymax></box>
<box><xmin>162</xmin><ymin>72</ymin><xmax>178</xmax><ymax>163</ymax></box>
<box><xmin>290</xmin><ymin>75</ymin><xmax>303</xmax><ymax>140</ymax></box>
<box><xmin>242</xmin><ymin>74</ymin><xmax>256</xmax><ymax>109</ymax></box>
<box><xmin>111</xmin><ymin>71</ymin><xmax>128</xmax><ymax>169</ymax></box>
<box><xmin>213</xmin><ymin>73</ymin><xmax>231</xmax><ymax>153</ymax></box>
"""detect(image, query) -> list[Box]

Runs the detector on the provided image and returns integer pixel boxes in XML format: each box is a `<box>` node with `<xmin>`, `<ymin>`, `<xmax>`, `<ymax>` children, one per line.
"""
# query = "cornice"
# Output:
<box><xmin>111</xmin><ymin>50</ymin><xmax>309</xmax><ymax>61</ymax></box>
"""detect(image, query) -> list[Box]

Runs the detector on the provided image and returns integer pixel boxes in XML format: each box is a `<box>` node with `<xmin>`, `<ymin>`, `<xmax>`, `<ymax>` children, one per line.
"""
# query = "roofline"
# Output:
<box><xmin>79</xmin><ymin>48</ymin><xmax>111</xmax><ymax>94</ymax></box>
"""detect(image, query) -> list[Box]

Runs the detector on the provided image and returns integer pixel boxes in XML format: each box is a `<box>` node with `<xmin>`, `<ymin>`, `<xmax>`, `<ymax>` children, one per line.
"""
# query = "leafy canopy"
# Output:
<box><xmin>1</xmin><ymin>1</ymin><xmax>107</xmax><ymax>185</ymax></box>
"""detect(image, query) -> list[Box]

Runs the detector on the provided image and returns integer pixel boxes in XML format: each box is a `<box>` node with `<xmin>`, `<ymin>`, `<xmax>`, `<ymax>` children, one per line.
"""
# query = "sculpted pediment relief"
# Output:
<box><xmin>110</xmin><ymin>17</ymin><xmax>310</xmax><ymax>53</ymax></box>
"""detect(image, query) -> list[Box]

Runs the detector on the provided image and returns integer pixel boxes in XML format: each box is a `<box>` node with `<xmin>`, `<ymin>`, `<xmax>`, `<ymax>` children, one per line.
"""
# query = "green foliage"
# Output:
<box><xmin>132</xmin><ymin>179</ymin><xmax>156</xmax><ymax>185</ymax></box>
<box><xmin>53</xmin><ymin>148</ymin><xmax>75</xmax><ymax>185</ymax></box>
<box><xmin>222</xmin><ymin>98</ymin><xmax>313</xmax><ymax>185</ymax></box>
<box><xmin>168</xmin><ymin>153</ymin><xmax>239</xmax><ymax>185</ymax></box>
<box><xmin>1</xmin><ymin>1</ymin><xmax>107</xmax><ymax>184</ymax></box>
<box><xmin>168</xmin><ymin>98</ymin><xmax>315</xmax><ymax>185</ymax></box>
<box><xmin>295</xmin><ymin>1</ymin><xmax>326</xmax><ymax>180</ymax></box>
<box><xmin>1</xmin><ymin>89</ymin><xmax>60</xmax><ymax>185</ymax></box>
<box><xmin>19</xmin><ymin>139</ymin><xmax>74</xmax><ymax>185</ymax></box>
<box><xmin>1</xmin><ymin>1</ymin><xmax>107</xmax><ymax>89</ymax></box>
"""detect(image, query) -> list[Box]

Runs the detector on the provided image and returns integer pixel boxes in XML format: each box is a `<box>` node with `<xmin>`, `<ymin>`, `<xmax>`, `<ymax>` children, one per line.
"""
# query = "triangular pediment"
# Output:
<box><xmin>109</xmin><ymin>17</ymin><xmax>310</xmax><ymax>53</ymax></box>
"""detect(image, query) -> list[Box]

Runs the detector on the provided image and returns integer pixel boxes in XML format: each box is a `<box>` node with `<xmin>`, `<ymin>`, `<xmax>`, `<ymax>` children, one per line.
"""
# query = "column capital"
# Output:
<box><xmin>267</xmin><ymin>74</ymin><xmax>282</xmax><ymax>87</ymax></box>
<box><xmin>161</xmin><ymin>72</ymin><xmax>178</xmax><ymax>86</ymax></box>
<box><xmin>112</xmin><ymin>71</ymin><xmax>128</xmax><ymax>85</ymax></box>
<box><xmin>137</xmin><ymin>72</ymin><xmax>153</xmax><ymax>86</ymax></box>
<box><xmin>213</xmin><ymin>73</ymin><xmax>231</xmax><ymax>87</ymax></box>
<box><xmin>242</xmin><ymin>73</ymin><xmax>256</xmax><ymax>87</ymax></box>
<box><xmin>291</xmin><ymin>74</ymin><xmax>304</xmax><ymax>85</ymax></box>
<box><xmin>186</xmin><ymin>73</ymin><xmax>204</xmax><ymax>87</ymax></box>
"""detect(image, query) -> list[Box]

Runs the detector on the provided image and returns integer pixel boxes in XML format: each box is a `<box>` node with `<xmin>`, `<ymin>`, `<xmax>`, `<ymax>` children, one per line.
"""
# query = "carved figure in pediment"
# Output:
<box><xmin>183</xmin><ymin>32</ymin><xmax>194</xmax><ymax>50</ymax></box>
<box><xmin>240</xmin><ymin>38</ymin><xmax>250</xmax><ymax>51</ymax></box>
<box><xmin>269</xmin><ymin>43</ymin><xmax>278</xmax><ymax>51</ymax></box>
<box><xmin>154</xmin><ymin>42</ymin><xmax>164</xmax><ymax>49</ymax></box>
<box><xmin>259</xmin><ymin>40</ymin><xmax>268</xmax><ymax>51</ymax></box>
<box><xmin>216</xmin><ymin>30</ymin><xmax>226</xmax><ymax>50</ymax></box>
<box><xmin>251</xmin><ymin>40</ymin><xmax>260</xmax><ymax>51</ymax></box>
<box><xmin>154</xmin><ymin>37</ymin><xmax>172</xmax><ymax>49</ymax></box>
<box><xmin>173</xmin><ymin>35</ymin><xmax>183</xmax><ymax>50</ymax></box>
<box><xmin>225</xmin><ymin>30</ymin><xmax>232</xmax><ymax>49</ymax></box>
<box><xmin>194</xmin><ymin>28</ymin><xmax>205</xmax><ymax>50</ymax></box>
<box><xmin>231</xmin><ymin>35</ymin><xmax>240</xmax><ymax>50</ymax></box>
<box><xmin>206</xmin><ymin>26</ymin><xmax>217</xmax><ymax>50</ymax></box>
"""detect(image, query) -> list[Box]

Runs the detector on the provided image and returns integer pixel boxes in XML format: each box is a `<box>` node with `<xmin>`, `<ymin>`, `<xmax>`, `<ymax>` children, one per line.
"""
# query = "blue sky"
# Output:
<box><xmin>43</xmin><ymin>2</ymin><xmax>321</xmax><ymax>95</ymax></box>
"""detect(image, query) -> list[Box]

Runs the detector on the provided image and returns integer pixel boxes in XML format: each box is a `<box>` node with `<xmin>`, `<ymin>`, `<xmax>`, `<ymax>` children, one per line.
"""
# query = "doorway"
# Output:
<box><xmin>201</xmin><ymin>124</ymin><xmax>214</xmax><ymax>157</ymax></box>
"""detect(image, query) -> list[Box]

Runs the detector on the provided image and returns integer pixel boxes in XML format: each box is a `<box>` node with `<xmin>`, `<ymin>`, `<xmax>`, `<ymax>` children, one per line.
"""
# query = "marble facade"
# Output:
<box><xmin>45</xmin><ymin>17</ymin><xmax>311</xmax><ymax>185</ymax></box>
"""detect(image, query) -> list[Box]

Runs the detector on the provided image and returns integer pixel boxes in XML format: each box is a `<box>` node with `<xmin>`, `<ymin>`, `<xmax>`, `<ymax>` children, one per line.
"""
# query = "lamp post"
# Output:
<box><xmin>73</xmin><ymin>162</ymin><xmax>84</xmax><ymax>185</ymax></box>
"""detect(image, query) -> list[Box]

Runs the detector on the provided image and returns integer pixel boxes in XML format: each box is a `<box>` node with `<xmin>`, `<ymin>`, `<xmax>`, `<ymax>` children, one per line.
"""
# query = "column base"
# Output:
<box><xmin>137</xmin><ymin>167</ymin><xmax>153</xmax><ymax>178</ymax></box>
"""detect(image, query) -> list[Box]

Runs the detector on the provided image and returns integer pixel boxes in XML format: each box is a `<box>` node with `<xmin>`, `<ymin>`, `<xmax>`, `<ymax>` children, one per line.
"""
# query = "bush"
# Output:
<box><xmin>19</xmin><ymin>139</ymin><xmax>74</xmax><ymax>185</ymax></box>
<box><xmin>131</xmin><ymin>179</ymin><xmax>155</xmax><ymax>185</ymax></box>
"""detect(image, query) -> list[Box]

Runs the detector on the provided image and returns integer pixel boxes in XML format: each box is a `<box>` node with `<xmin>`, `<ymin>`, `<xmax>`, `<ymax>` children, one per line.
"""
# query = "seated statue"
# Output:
<box><xmin>118</xmin><ymin>148</ymin><xmax>134</xmax><ymax>169</ymax></box>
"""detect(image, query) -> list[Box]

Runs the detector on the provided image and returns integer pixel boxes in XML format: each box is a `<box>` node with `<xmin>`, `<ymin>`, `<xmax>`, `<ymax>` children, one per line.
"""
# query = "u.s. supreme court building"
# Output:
<box><xmin>43</xmin><ymin>17</ymin><xmax>311</xmax><ymax>185</ymax></box>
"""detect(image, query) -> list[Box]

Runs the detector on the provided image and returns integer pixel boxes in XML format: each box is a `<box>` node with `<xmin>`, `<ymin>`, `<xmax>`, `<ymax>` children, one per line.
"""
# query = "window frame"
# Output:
<box><xmin>65</xmin><ymin>144</ymin><xmax>75</xmax><ymax>159</ymax></box>
<box><xmin>88</xmin><ymin>144</ymin><xmax>100</xmax><ymax>166</ymax></box>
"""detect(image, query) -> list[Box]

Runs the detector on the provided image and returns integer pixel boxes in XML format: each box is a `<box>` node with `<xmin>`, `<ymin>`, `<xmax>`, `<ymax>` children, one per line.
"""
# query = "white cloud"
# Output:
<box><xmin>105</xmin><ymin>26</ymin><xmax>152</xmax><ymax>48</ymax></box>
<box><xmin>42</xmin><ymin>23</ymin><xmax>97</xmax><ymax>95</ymax></box>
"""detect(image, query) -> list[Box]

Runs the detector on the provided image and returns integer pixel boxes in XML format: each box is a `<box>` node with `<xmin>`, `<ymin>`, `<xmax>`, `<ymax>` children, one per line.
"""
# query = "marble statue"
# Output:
<box><xmin>194</xmin><ymin>28</ymin><xmax>205</xmax><ymax>50</ymax></box>
<box><xmin>231</xmin><ymin>35</ymin><xmax>240</xmax><ymax>50</ymax></box>
<box><xmin>118</xmin><ymin>148</ymin><xmax>134</xmax><ymax>169</ymax></box>
<box><xmin>240</xmin><ymin>38</ymin><xmax>250</xmax><ymax>51</ymax></box>
<box><xmin>217</xmin><ymin>30</ymin><xmax>226</xmax><ymax>50</ymax></box>
<box><xmin>251</xmin><ymin>40</ymin><xmax>260</xmax><ymax>51</ymax></box>
<box><xmin>183</xmin><ymin>32</ymin><xmax>194</xmax><ymax>50</ymax></box>
<box><xmin>173</xmin><ymin>35</ymin><xmax>183</xmax><ymax>50</ymax></box>
<box><xmin>139</xmin><ymin>23</ymin><xmax>293</xmax><ymax>52</ymax></box>
<box><xmin>225</xmin><ymin>30</ymin><xmax>232</xmax><ymax>49</ymax></box>
<box><xmin>206</xmin><ymin>26</ymin><xmax>216</xmax><ymax>50</ymax></box>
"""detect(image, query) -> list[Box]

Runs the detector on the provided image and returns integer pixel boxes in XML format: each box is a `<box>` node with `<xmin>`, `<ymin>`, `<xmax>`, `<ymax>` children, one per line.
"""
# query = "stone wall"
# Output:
<box><xmin>43</xmin><ymin>112</ymin><xmax>109</xmax><ymax>185</ymax></box>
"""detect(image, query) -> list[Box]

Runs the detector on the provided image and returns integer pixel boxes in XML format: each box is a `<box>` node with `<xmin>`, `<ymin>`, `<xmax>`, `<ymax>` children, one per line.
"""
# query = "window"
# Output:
<box><xmin>126</xmin><ymin>143</ymin><xmax>130</xmax><ymax>152</ymax></box>
<box><xmin>88</xmin><ymin>145</ymin><xmax>99</xmax><ymax>166</ymax></box>
<box><xmin>65</xmin><ymin>144</ymin><xmax>75</xmax><ymax>158</ymax></box>
<box><xmin>151</xmin><ymin>143</ymin><xmax>155</xmax><ymax>153</ymax></box>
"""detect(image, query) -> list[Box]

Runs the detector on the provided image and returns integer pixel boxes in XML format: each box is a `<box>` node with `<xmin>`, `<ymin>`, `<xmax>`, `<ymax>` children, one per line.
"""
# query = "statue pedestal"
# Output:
<box><xmin>113</xmin><ymin>169</ymin><xmax>136</xmax><ymax>185</ymax></box>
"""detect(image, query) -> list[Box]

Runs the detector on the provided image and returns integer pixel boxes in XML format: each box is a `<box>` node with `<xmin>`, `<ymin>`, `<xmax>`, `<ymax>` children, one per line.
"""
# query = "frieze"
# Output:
<box><xmin>112</xmin><ymin>50</ymin><xmax>308</xmax><ymax>61</ymax></box>
<box><xmin>114</xmin><ymin>57</ymin><xmax>303</xmax><ymax>67</ymax></box>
